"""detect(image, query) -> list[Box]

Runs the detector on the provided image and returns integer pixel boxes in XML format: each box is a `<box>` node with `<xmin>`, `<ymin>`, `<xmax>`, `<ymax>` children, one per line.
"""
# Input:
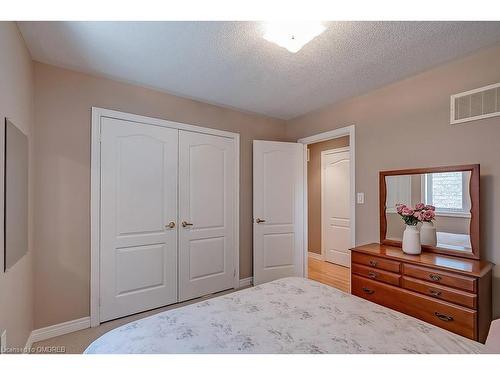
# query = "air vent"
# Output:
<box><xmin>450</xmin><ymin>83</ymin><xmax>500</xmax><ymax>125</ymax></box>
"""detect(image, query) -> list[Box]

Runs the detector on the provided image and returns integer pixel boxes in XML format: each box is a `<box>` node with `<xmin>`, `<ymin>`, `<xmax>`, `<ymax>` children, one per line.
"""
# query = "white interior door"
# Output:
<box><xmin>253</xmin><ymin>141</ymin><xmax>304</xmax><ymax>285</ymax></box>
<box><xmin>100</xmin><ymin>118</ymin><xmax>178</xmax><ymax>322</ymax></box>
<box><xmin>178</xmin><ymin>131</ymin><xmax>236</xmax><ymax>301</ymax></box>
<box><xmin>321</xmin><ymin>148</ymin><xmax>351</xmax><ymax>267</ymax></box>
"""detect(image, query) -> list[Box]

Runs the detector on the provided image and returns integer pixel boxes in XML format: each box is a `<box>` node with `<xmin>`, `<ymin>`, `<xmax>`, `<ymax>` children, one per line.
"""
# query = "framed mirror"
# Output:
<box><xmin>380</xmin><ymin>164</ymin><xmax>480</xmax><ymax>259</ymax></box>
<box><xmin>2</xmin><ymin>118</ymin><xmax>29</xmax><ymax>271</ymax></box>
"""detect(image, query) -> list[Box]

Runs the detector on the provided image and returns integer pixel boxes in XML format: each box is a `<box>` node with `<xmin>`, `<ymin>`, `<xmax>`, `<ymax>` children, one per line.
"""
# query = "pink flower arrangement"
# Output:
<box><xmin>415</xmin><ymin>203</ymin><xmax>425</xmax><ymax>211</ymax></box>
<box><xmin>422</xmin><ymin>209</ymin><xmax>436</xmax><ymax>222</ymax></box>
<box><xmin>395</xmin><ymin>203</ymin><xmax>435</xmax><ymax>226</ymax></box>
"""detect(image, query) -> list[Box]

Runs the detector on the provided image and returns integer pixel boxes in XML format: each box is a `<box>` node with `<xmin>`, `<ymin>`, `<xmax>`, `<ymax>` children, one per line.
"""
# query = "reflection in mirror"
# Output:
<box><xmin>385</xmin><ymin>171</ymin><xmax>472</xmax><ymax>253</ymax></box>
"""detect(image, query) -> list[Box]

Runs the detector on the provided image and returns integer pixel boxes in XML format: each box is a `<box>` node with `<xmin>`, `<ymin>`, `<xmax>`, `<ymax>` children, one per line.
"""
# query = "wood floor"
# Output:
<box><xmin>308</xmin><ymin>256</ymin><xmax>350</xmax><ymax>292</ymax></box>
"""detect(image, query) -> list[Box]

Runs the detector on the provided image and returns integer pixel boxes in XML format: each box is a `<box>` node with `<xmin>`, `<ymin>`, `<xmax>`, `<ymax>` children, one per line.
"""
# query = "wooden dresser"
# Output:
<box><xmin>351</xmin><ymin>243</ymin><xmax>493</xmax><ymax>342</ymax></box>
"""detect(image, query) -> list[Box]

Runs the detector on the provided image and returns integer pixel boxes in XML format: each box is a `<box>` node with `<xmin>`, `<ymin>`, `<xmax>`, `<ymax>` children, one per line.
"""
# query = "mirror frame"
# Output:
<box><xmin>379</xmin><ymin>164</ymin><xmax>480</xmax><ymax>260</ymax></box>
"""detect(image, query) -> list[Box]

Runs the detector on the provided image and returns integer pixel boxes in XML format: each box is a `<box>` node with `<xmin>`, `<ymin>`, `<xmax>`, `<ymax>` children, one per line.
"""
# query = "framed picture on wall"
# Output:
<box><xmin>2</xmin><ymin>118</ymin><xmax>29</xmax><ymax>272</ymax></box>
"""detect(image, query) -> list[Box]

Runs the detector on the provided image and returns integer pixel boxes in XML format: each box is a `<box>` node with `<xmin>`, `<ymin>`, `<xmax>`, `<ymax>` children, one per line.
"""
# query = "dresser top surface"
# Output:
<box><xmin>351</xmin><ymin>243</ymin><xmax>493</xmax><ymax>277</ymax></box>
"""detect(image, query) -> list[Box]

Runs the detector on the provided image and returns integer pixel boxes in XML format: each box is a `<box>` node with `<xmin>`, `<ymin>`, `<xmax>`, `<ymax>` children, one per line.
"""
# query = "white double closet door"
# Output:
<box><xmin>99</xmin><ymin>117</ymin><xmax>235</xmax><ymax>322</ymax></box>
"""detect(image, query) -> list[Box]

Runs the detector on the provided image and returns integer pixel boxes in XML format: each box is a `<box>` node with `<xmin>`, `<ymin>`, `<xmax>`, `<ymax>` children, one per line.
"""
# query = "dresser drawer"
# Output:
<box><xmin>352</xmin><ymin>263</ymin><xmax>400</xmax><ymax>286</ymax></box>
<box><xmin>352</xmin><ymin>252</ymin><xmax>401</xmax><ymax>273</ymax></box>
<box><xmin>352</xmin><ymin>275</ymin><xmax>477</xmax><ymax>340</ymax></box>
<box><xmin>402</xmin><ymin>276</ymin><xmax>476</xmax><ymax>309</ymax></box>
<box><xmin>403</xmin><ymin>264</ymin><xmax>476</xmax><ymax>292</ymax></box>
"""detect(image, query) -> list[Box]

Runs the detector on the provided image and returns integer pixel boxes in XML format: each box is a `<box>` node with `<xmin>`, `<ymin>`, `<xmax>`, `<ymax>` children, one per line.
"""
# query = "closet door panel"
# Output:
<box><xmin>100</xmin><ymin>118</ymin><xmax>178</xmax><ymax>322</ymax></box>
<box><xmin>189</xmin><ymin>143</ymin><xmax>225</xmax><ymax>228</ymax></box>
<box><xmin>178</xmin><ymin>131</ymin><xmax>235</xmax><ymax>301</ymax></box>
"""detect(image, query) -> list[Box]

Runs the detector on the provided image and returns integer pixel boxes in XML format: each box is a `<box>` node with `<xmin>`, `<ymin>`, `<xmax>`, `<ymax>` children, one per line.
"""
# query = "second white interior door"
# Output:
<box><xmin>178</xmin><ymin>131</ymin><xmax>236</xmax><ymax>301</ymax></box>
<box><xmin>321</xmin><ymin>148</ymin><xmax>351</xmax><ymax>267</ymax></box>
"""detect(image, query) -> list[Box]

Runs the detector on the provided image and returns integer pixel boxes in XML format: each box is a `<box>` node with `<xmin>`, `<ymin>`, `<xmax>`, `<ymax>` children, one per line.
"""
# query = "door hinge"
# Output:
<box><xmin>233</xmin><ymin>269</ymin><xmax>236</xmax><ymax>277</ymax></box>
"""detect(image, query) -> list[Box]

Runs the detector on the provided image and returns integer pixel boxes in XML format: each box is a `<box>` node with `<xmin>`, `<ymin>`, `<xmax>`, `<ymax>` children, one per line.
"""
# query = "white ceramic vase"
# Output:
<box><xmin>402</xmin><ymin>225</ymin><xmax>421</xmax><ymax>255</ymax></box>
<box><xmin>420</xmin><ymin>221</ymin><xmax>437</xmax><ymax>247</ymax></box>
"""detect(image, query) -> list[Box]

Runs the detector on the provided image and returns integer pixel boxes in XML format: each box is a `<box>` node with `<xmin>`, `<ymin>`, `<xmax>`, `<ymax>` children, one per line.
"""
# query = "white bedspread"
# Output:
<box><xmin>85</xmin><ymin>277</ymin><xmax>484</xmax><ymax>354</ymax></box>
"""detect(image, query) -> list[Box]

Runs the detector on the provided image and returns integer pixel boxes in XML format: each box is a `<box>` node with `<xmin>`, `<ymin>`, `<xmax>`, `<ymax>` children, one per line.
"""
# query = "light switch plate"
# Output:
<box><xmin>357</xmin><ymin>192</ymin><xmax>365</xmax><ymax>204</ymax></box>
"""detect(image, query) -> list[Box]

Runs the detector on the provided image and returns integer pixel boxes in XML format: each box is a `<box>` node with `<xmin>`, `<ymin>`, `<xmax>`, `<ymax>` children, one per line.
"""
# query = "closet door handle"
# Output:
<box><xmin>166</xmin><ymin>221</ymin><xmax>176</xmax><ymax>229</ymax></box>
<box><xmin>255</xmin><ymin>218</ymin><xmax>266</xmax><ymax>224</ymax></box>
<box><xmin>181</xmin><ymin>221</ymin><xmax>193</xmax><ymax>228</ymax></box>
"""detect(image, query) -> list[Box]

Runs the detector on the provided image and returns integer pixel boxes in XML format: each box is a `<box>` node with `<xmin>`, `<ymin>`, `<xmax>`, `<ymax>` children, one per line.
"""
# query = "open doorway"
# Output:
<box><xmin>298</xmin><ymin>126</ymin><xmax>355</xmax><ymax>293</ymax></box>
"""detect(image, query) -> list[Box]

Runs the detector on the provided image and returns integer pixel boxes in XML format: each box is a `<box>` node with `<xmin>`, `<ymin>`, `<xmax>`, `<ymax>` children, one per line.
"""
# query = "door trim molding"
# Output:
<box><xmin>320</xmin><ymin>147</ymin><xmax>350</xmax><ymax>260</ymax></box>
<box><xmin>90</xmin><ymin>107</ymin><xmax>240</xmax><ymax>327</ymax></box>
<box><xmin>298</xmin><ymin>125</ymin><xmax>355</xmax><ymax>287</ymax></box>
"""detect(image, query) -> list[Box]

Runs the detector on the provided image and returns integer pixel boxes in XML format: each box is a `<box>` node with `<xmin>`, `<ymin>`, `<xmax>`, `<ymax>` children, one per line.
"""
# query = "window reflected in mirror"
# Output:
<box><xmin>385</xmin><ymin>171</ymin><xmax>472</xmax><ymax>253</ymax></box>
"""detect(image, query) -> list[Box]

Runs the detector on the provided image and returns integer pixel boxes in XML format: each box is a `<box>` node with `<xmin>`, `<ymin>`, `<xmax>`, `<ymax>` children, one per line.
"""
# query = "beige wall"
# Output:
<box><xmin>307</xmin><ymin>137</ymin><xmax>350</xmax><ymax>254</ymax></box>
<box><xmin>33</xmin><ymin>62</ymin><xmax>286</xmax><ymax>328</ymax></box>
<box><xmin>0</xmin><ymin>22</ymin><xmax>34</xmax><ymax>349</ymax></box>
<box><xmin>286</xmin><ymin>42</ymin><xmax>500</xmax><ymax>318</ymax></box>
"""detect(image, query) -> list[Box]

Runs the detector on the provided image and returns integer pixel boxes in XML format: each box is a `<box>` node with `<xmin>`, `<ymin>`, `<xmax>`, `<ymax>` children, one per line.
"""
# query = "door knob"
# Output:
<box><xmin>255</xmin><ymin>218</ymin><xmax>266</xmax><ymax>224</ymax></box>
<box><xmin>182</xmin><ymin>221</ymin><xmax>194</xmax><ymax>227</ymax></box>
<box><xmin>166</xmin><ymin>221</ymin><xmax>176</xmax><ymax>229</ymax></box>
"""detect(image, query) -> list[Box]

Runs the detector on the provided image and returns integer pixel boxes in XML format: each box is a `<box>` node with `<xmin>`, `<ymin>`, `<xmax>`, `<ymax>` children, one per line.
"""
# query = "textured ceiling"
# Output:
<box><xmin>18</xmin><ymin>21</ymin><xmax>500</xmax><ymax>120</ymax></box>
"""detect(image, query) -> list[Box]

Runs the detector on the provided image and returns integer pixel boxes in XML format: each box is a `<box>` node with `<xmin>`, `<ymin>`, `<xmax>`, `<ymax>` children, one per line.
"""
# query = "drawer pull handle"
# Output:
<box><xmin>429</xmin><ymin>289</ymin><xmax>442</xmax><ymax>297</ymax></box>
<box><xmin>434</xmin><ymin>312</ymin><xmax>454</xmax><ymax>322</ymax></box>
<box><xmin>369</xmin><ymin>260</ymin><xmax>378</xmax><ymax>267</ymax></box>
<box><xmin>368</xmin><ymin>271</ymin><xmax>378</xmax><ymax>279</ymax></box>
<box><xmin>429</xmin><ymin>274</ymin><xmax>442</xmax><ymax>281</ymax></box>
<box><xmin>362</xmin><ymin>287</ymin><xmax>375</xmax><ymax>295</ymax></box>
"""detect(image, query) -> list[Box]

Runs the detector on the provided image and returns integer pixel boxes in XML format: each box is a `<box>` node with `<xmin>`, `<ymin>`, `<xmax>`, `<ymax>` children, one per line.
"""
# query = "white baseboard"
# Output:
<box><xmin>29</xmin><ymin>317</ymin><xmax>91</xmax><ymax>345</ymax></box>
<box><xmin>308</xmin><ymin>251</ymin><xmax>324</xmax><ymax>260</ymax></box>
<box><xmin>24</xmin><ymin>332</ymin><xmax>34</xmax><ymax>351</ymax></box>
<box><xmin>239</xmin><ymin>277</ymin><xmax>253</xmax><ymax>288</ymax></box>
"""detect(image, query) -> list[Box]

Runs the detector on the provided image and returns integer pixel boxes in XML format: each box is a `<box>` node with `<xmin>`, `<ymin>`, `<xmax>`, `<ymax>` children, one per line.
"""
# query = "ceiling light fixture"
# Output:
<box><xmin>263</xmin><ymin>21</ymin><xmax>326</xmax><ymax>53</ymax></box>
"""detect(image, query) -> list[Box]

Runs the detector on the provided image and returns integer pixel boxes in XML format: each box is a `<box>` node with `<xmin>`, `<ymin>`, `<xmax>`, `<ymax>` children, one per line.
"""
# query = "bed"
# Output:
<box><xmin>85</xmin><ymin>277</ymin><xmax>484</xmax><ymax>354</ymax></box>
